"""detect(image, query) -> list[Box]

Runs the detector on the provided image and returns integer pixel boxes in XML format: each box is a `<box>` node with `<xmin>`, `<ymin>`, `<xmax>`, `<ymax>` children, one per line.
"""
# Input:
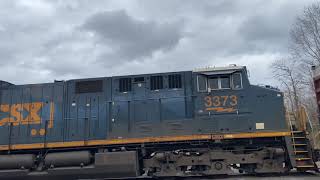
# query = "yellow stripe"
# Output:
<box><xmin>223</xmin><ymin>131</ymin><xmax>291</xmax><ymax>139</ymax></box>
<box><xmin>11</xmin><ymin>143</ymin><xmax>44</xmax><ymax>150</ymax></box>
<box><xmin>0</xmin><ymin>131</ymin><xmax>290</xmax><ymax>151</ymax></box>
<box><xmin>47</xmin><ymin>141</ymin><xmax>85</xmax><ymax>148</ymax></box>
<box><xmin>88</xmin><ymin>134</ymin><xmax>212</xmax><ymax>146</ymax></box>
<box><xmin>0</xmin><ymin>145</ymin><xmax>8</xmax><ymax>151</ymax></box>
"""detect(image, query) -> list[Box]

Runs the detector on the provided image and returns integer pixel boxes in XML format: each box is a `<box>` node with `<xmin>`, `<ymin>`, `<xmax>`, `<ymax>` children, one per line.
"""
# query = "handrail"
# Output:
<box><xmin>300</xmin><ymin>105</ymin><xmax>320</xmax><ymax>149</ymax></box>
<box><xmin>301</xmin><ymin>105</ymin><xmax>314</xmax><ymax>131</ymax></box>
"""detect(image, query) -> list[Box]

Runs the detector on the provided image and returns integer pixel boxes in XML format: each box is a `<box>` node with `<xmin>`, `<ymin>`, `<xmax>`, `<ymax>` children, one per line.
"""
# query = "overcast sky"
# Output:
<box><xmin>0</xmin><ymin>0</ymin><xmax>317</xmax><ymax>85</ymax></box>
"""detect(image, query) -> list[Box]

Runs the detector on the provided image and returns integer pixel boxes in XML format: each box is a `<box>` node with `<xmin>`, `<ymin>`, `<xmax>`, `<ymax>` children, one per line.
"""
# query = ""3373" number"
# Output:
<box><xmin>204</xmin><ymin>95</ymin><xmax>238</xmax><ymax>107</ymax></box>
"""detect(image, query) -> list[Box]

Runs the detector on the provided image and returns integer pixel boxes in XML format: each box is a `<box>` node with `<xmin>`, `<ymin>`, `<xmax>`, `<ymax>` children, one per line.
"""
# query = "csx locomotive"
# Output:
<box><xmin>0</xmin><ymin>65</ymin><xmax>316</xmax><ymax>179</ymax></box>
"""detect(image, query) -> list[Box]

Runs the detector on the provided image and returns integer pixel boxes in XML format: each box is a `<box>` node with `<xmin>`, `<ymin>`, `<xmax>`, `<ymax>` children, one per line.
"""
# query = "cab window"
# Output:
<box><xmin>220</xmin><ymin>76</ymin><xmax>231</xmax><ymax>89</ymax></box>
<box><xmin>208</xmin><ymin>77</ymin><xmax>219</xmax><ymax>90</ymax></box>
<box><xmin>232</xmin><ymin>73</ymin><xmax>242</xmax><ymax>89</ymax></box>
<box><xmin>197</xmin><ymin>73</ymin><xmax>242</xmax><ymax>92</ymax></box>
<box><xmin>197</xmin><ymin>75</ymin><xmax>207</xmax><ymax>92</ymax></box>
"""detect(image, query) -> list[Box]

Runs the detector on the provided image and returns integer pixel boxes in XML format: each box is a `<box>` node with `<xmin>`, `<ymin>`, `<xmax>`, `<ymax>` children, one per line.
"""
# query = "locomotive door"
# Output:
<box><xmin>133</xmin><ymin>79</ymin><xmax>146</xmax><ymax>98</ymax></box>
<box><xmin>79</xmin><ymin>94</ymin><xmax>107</xmax><ymax>141</ymax></box>
<box><xmin>195</xmin><ymin>74</ymin><xmax>242</xmax><ymax>133</ymax></box>
<box><xmin>65</xmin><ymin>80</ymin><xmax>106</xmax><ymax>141</ymax></box>
<box><xmin>109</xmin><ymin>78</ymin><xmax>146</xmax><ymax>139</ymax></box>
<box><xmin>194</xmin><ymin>74</ymin><xmax>219</xmax><ymax>133</ymax></box>
<box><xmin>110</xmin><ymin>101</ymin><xmax>129</xmax><ymax>139</ymax></box>
<box><xmin>194</xmin><ymin>72</ymin><xmax>249</xmax><ymax>133</ymax></box>
<box><xmin>65</xmin><ymin>94</ymin><xmax>87</xmax><ymax>141</ymax></box>
<box><xmin>82</xmin><ymin>96</ymin><xmax>97</xmax><ymax>140</ymax></box>
<box><xmin>132</xmin><ymin>79</ymin><xmax>147</xmax><ymax>122</ymax></box>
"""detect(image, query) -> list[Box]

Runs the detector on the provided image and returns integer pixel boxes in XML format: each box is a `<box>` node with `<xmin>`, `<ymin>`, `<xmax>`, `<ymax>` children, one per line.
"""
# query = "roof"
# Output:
<box><xmin>193</xmin><ymin>65</ymin><xmax>246</xmax><ymax>75</ymax></box>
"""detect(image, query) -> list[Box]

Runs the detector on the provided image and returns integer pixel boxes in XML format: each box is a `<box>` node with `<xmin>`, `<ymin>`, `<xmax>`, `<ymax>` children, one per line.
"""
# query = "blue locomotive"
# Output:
<box><xmin>0</xmin><ymin>65</ymin><xmax>315</xmax><ymax>178</ymax></box>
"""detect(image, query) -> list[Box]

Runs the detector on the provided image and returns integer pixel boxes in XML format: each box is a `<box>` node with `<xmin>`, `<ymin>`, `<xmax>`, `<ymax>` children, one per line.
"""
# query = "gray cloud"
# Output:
<box><xmin>0</xmin><ymin>0</ymin><xmax>317</xmax><ymax>85</ymax></box>
<box><xmin>82</xmin><ymin>10</ymin><xmax>183</xmax><ymax>65</ymax></box>
<box><xmin>237</xmin><ymin>2</ymin><xmax>304</xmax><ymax>54</ymax></box>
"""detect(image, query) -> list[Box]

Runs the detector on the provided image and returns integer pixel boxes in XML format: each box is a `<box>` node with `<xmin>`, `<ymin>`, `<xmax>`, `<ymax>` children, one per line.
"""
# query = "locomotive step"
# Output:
<box><xmin>291</xmin><ymin>131</ymin><xmax>304</xmax><ymax>133</ymax></box>
<box><xmin>295</xmin><ymin>158</ymin><xmax>312</xmax><ymax>161</ymax></box>
<box><xmin>291</xmin><ymin>136</ymin><xmax>306</xmax><ymax>139</ymax></box>
<box><xmin>292</xmin><ymin>144</ymin><xmax>307</xmax><ymax>146</ymax></box>
<box><xmin>294</xmin><ymin>150</ymin><xmax>309</xmax><ymax>153</ymax></box>
<box><xmin>296</xmin><ymin>165</ymin><xmax>315</xmax><ymax>168</ymax></box>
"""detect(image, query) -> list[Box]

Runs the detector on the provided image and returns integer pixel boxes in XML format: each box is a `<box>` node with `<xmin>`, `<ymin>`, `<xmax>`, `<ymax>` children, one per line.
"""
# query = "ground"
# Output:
<box><xmin>198</xmin><ymin>173</ymin><xmax>320</xmax><ymax>180</ymax></box>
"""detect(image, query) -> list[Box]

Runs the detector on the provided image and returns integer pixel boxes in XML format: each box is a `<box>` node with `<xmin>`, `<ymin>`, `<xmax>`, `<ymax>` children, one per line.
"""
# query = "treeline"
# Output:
<box><xmin>272</xmin><ymin>3</ymin><xmax>320</xmax><ymax>130</ymax></box>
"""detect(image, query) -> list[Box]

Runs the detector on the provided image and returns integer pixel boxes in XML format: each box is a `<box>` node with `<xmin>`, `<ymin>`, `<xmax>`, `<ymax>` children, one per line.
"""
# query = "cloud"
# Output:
<box><xmin>237</xmin><ymin>1</ymin><xmax>307</xmax><ymax>54</ymax></box>
<box><xmin>81</xmin><ymin>10</ymin><xmax>184</xmax><ymax>65</ymax></box>
<box><xmin>0</xmin><ymin>0</ymin><xmax>317</xmax><ymax>85</ymax></box>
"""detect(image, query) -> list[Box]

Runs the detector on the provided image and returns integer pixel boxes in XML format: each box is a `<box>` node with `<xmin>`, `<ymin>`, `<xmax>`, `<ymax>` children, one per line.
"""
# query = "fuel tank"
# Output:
<box><xmin>45</xmin><ymin>151</ymin><xmax>92</xmax><ymax>168</ymax></box>
<box><xmin>0</xmin><ymin>154</ymin><xmax>35</xmax><ymax>169</ymax></box>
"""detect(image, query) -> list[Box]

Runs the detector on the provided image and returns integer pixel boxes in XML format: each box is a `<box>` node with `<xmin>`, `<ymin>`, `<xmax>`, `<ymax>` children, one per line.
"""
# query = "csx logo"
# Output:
<box><xmin>0</xmin><ymin>102</ymin><xmax>54</xmax><ymax>128</ymax></box>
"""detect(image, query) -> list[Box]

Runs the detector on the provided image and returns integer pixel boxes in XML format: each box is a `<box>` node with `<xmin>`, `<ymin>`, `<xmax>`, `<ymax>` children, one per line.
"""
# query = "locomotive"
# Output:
<box><xmin>0</xmin><ymin>65</ymin><xmax>317</xmax><ymax>179</ymax></box>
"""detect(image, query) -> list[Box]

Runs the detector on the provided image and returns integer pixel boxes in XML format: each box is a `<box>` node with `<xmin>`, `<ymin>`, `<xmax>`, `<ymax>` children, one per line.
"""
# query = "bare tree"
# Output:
<box><xmin>272</xmin><ymin>2</ymin><xmax>320</xmax><ymax>146</ymax></box>
<box><xmin>271</xmin><ymin>58</ymin><xmax>305</xmax><ymax>116</ymax></box>
<box><xmin>271</xmin><ymin>57</ymin><xmax>320</xmax><ymax>133</ymax></box>
<box><xmin>290</xmin><ymin>3</ymin><xmax>320</xmax><ymax>65</ymax></box>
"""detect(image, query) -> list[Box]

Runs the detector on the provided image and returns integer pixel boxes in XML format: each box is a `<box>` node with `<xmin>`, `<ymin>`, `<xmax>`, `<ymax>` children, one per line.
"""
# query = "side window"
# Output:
<box><xmin>220</xmin><ymin>76</ymin><xmax>231</xmax><ymax>89</ymax></box>
<box><xmin>150</xmin><ymin>76</ymin><xmax>163</xmax><ymax>90</ymax></box>
<box><xmin>208</xmin><ymin>77</ymin><xmax>219</xmax><ymax>90</ymax></box>
<box><xmin>232</xmin><ymin>73</ymin><xmax>242</xmax><ymax>89</ymax></box>
<box><xmin>119</xmin><ymin>78</ymin><xmax>132</xmax><ymax>92</ymax></box>
<box><xmin>168</xmin><ymin>74</ymin><xmax>182</xmax><ymax>89</ymax></box>
<box><xmin>197</xmin><ymin>75</ymin><xmax>207</xmax><ymax>92</ymax></box>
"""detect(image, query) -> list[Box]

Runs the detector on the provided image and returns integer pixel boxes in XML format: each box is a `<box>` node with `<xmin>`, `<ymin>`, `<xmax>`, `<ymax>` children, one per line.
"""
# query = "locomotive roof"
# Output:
<box><xmin>193</xmin><ymin>65</ymin><xmax>246</xmax><ymax>75</ymax></box>
<box><xmin>193</xmin><ymin>65</ymin><xmax>245</xmax><ymax>72</ymax></box>
<box><xmin>1</xmin><ymin>65</ymin><xmax>247</xmax><ymax>86</ymax></box>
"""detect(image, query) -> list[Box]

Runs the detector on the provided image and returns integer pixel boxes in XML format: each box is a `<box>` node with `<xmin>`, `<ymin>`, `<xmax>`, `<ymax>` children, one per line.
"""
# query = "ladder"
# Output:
<box><xmin>287</xmin><ymin>111</ymin><xmax>316</xmax><ymax>170</ymax></box>
<box><xmin>290</xmin><ymin>130</ymin><xmax>316</xmax><ymax>170</ymax></box>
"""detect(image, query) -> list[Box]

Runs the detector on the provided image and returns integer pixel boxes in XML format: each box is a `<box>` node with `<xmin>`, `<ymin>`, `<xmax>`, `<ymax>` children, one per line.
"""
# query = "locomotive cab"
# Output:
<box><xmin>193</xmin><ymin>65</ymin><xmax>287</xmax><ymax>134</ymax></box>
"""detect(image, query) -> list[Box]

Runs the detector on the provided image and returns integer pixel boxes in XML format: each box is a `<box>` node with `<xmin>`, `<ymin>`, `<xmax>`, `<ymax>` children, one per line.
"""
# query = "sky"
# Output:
<box><xmin>0</xmin><ymin>0</ymin><xmax>317</xmax><ymax>85</ymax></box>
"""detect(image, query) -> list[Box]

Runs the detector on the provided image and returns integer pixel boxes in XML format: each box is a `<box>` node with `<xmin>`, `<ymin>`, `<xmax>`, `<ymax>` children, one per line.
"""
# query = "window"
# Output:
<box><xmin>208</xmin><ymin>76</ymin><xmax>230</xmax><ymax>90</ymax></box>
<box><xmin>150</xmin><ymin>76</ymin><xmax>163</xmax><ymax>90</ymax></box>
<box><xmin>119</xmin><ymin>78</ymin><xmax>132</xmax><ymax>92</ymax></box>
<box><xmin>233</xmin><ymin>73</ymin><xmax>242</xmax><ymax>89</ymax></box>
<box><xmin>220</xmin><ymin>76</ymin><xmax>231</xmax><ymax>89</ymax></box>
<box><xmin>75</xmin><ymin>80</ymin><xmax>103</xmax><ymax>93</ymax></box>
<box><xmin>197</xmin><ymin>74</ymin><xmax>236</xmax><ymax>92</ymax></box>
<box><xmin>197</xmin><ymin>75</ymin><xmax>207</xmax><ymax>92</ymax></box>
<box><xmin>208</xmin><ymin>77</ymin><xmax>219</xmax><ymax>90</ymax></box>
<box><xmin>168</xmin><ymin>74</ymin><xmax>182</xmax><ymax>89</ymax></box>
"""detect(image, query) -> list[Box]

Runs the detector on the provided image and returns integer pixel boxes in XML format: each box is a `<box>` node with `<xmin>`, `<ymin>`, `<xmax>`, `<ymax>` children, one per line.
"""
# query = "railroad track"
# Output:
<box><xmin>5</xmin><ymin>172</ymin><xmax>320</xmax><ymax>180</ymax></box>
<box><xmin>76</xmin><ymin>172</ymin><xmax>320</xmax><ymax>180</ymax></box>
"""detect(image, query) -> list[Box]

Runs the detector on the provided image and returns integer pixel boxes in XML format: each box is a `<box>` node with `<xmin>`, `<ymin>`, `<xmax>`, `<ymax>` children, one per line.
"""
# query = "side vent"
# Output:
<box><xmin>119</xmin><ymin>78</ymin><xmax>132</xmax><ymax>92</ymax></box>
<box><xmin>168</xmin><ymin>74</ymin><xmax>182</xmax><ymax>89</ymax></box>
<box><xmin>75</xmin><ymin>80</ymin><xmax>103</xmax><ymax>93</ymax></box>
<box><xmin>150</xmin><ymin>76</ymin><xmax>163</xmax><ymax>90</ymax></box>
